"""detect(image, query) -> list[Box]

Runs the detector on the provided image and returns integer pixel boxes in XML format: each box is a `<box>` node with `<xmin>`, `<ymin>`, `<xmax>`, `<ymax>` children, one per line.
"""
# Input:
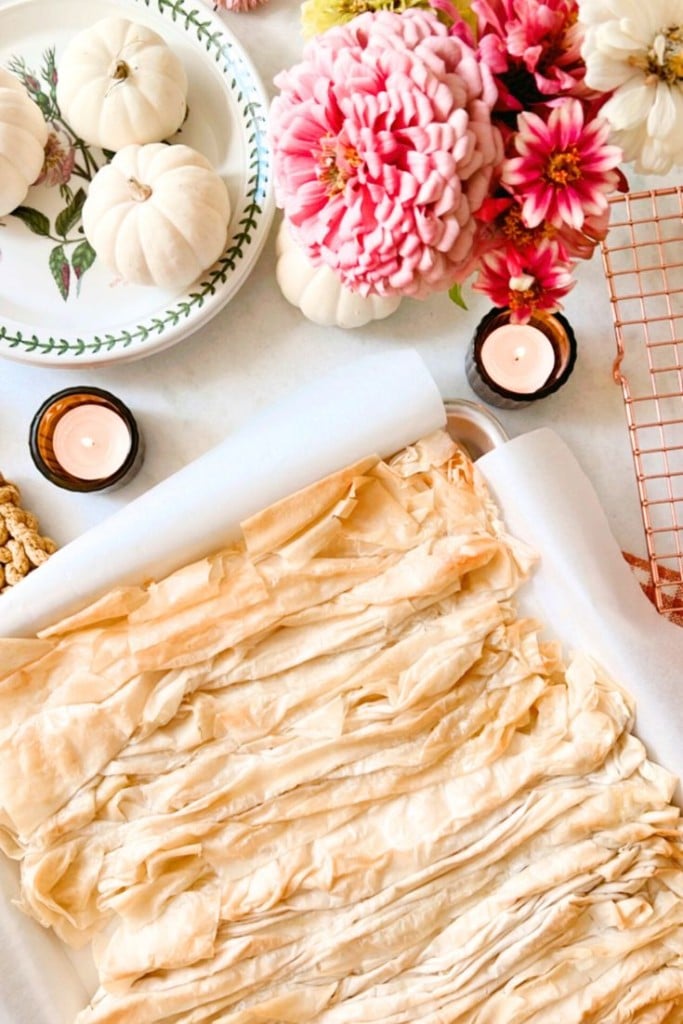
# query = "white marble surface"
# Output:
<box><xmin>0</xmin><ymin>0</ymin><xmax>680</xmax><ymax>565</ymax></box>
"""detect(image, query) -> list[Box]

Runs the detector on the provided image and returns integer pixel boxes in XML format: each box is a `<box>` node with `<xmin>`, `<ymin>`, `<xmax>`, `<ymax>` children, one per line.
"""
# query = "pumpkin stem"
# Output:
<box><xmin>105</xmin><ymin>59</ymin><xmax>132</xmax><ymax>97</ymax></box>
<box><xmin>111</xmin><ymin>60</ymin><xmax>130</xmax><ymax>81</ymax></box>
<box><xmin>128</xmin><ymin>177</ymin><xmax>153</xmax><ymax>202</ymax></box>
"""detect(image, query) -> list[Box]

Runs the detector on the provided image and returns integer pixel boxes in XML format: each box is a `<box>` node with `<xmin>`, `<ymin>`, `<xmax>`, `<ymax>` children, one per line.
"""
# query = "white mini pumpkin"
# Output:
<box><xmin>56</xmin><ymin>17</ymin><xmax>188</xmax><ymax>150</ymax></box>
<box><xmin>82</xmin><ymin>143</ymin><xmax>231</xmax><ymax>291</ymax></box>
<box><xmin>0</xmin><ymin>67</ymin><xmax>48</xmax><ymax>217</ymax></box>
<box><xmin>275</xmin><ymin>220</ymin><xmax>401</xmax><ymax>329</ymax></box>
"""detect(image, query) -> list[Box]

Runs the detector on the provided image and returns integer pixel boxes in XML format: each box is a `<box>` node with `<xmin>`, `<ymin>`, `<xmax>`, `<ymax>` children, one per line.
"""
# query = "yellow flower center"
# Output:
<box><xmin>508</xmin><ymin>284</ymin><xmax>539</xmax><ymax>311</ymax></box>
<box><xmin>317</xmin><ymin>135</ymin><xmax>362</xmax><ymax>197</ymax></box>
<box><xmin>43</xmin><ymin>134</ymin><xmax>63</xmax><ymax>169</ymax></box>
<box><xmin>632</xmin><ymin>26</ymin><xmax>683</xmax><ymax>83</ymax></box>
<box><xmin>544</xmin><ymin>148</ymin><xmax>582</xmax><ymax>186</ymax></box>
<box><xmin>502</xmin><ymin>205</ymin><xmax>556</xmax><ymax>246</ymax></box>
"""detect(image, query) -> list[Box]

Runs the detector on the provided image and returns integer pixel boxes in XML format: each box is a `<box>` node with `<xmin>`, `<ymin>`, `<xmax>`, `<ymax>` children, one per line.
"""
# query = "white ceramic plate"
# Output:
<box><xmin>0</xmin><ymin>0</ymin><xmax>274</xmax><ymax>366</ymax></box>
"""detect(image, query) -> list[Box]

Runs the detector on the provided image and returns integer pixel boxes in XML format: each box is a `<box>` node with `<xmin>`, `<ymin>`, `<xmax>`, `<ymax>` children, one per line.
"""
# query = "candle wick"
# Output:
<box><xmin>513</xmin><ymin>346</ymin><xmax>526</xmax><ymax>362</ymax></box>
<box><xmin>81</xmin><ymin>436</ymin><xmax>96</xmax><ymax>449</ymax></box>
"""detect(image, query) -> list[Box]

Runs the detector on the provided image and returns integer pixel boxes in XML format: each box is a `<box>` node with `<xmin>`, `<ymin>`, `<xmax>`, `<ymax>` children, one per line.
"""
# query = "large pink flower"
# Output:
<box><xmin>501</xmin><ymin>99</ymin><xmax>622</xmax><ymax>230</ymax></box>
<box><xmin>472</xmin><ymin>240</ymin><xmax>575</xmax><ymax>322</ymax></box>
<box><xmin>269</xmin><ymin>9</ymin><xmax>502</xmax><ymax>298</ymax></box>
<box><xmin>472</xmin><ymin>0</ymin><xmax>595</xmax><ymax>110</ymax></box>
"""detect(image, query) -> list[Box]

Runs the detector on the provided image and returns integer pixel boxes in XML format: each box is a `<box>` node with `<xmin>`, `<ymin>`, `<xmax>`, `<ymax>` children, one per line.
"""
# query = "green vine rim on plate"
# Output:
<box><xmin>0</xmin><ymin>0</ymin><xmax>273</xmax><ymax>359</ymax></box>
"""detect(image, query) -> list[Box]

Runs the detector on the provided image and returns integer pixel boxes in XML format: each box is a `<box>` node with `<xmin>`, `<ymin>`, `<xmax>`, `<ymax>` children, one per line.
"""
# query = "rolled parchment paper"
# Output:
<box><xmin>479</xmin><ymin>428</ymin><xmax>683</xmax><ymax>803</ymax></box>
<box><xmin>0</xmin><ymin>349</ymin><xmax>445</xmax><ymax>638</ymax></box>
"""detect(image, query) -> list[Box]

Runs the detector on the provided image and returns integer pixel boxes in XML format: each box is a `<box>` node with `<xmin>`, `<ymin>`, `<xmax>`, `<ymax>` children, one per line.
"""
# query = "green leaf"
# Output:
<box><xmin>55</xmin><ymin>188</ymin><xmax>86</xmax><ymax>238</ymax></box>
<box><xmin>71</xmin><ymin>239</ymin><xmax>96</xmax><ymax>283</ymax></box>
<box><xmin>49</xmin><ymin>244</ymin><xmax>70</xmax><ymax>301</ymax></box>
<box><xmin>448</xmin><ymin>282</ymin><xmax>468</xmax><ymax>310</ymax></box>
<box><xmin>12</xmin><ymin>206</ymin><xmax>51</xmax><ymax>237</ymax></box>
<box><xmin>40</xmin><ymin>46</ymin><xmax>58</xmax><ymax>88</ymax></box>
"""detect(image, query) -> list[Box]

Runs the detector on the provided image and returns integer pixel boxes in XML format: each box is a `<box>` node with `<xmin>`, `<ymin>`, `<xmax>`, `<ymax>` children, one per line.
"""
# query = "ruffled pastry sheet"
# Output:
<box><xmin>0</xmin><ymin>430</ymin><xmax>682</xmax><ymax>1023</ymax></box>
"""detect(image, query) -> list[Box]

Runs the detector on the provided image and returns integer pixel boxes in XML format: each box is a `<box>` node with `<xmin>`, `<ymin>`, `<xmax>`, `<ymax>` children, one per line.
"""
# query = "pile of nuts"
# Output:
<box><xmin>0</xmin><ymin>474</ymin><xmax>56</xmax><ymax>592</ymax></box>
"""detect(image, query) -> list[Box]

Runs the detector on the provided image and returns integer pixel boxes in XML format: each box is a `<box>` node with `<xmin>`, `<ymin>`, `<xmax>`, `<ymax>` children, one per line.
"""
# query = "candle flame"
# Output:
<box><xmin>513</xmin><ymin>346</ymin><xmax>526</xmax><ymax>361</ymax></box>
<box><xmin>81</xmin><ymin>436</ymin><xmax>96</xmax><ymax>449</ymax></box>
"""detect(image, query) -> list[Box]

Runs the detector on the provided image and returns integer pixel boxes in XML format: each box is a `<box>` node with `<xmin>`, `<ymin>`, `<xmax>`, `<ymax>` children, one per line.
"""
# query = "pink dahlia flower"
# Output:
<box><xmin>472</xmin><ymin>0</ymin><xmax>595</xmax><ymax>110</ymax></box>
<box><xmin>501</xmin><ymin>99</ymin><xmax>622</xmax><ymax>231</ymax></box>
<box><xmin>269</xmin><ymin>9</ymin><xmax>502</xmax><ymax>299</ymax></box>
<box><xmin>473</xmin><ymin>240</ymin><xmax>575</xmax><ymax>322</ymax></box>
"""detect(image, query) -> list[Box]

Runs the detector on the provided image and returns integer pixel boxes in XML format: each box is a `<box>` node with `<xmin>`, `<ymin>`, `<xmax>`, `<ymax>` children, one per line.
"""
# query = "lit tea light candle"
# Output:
<box><xmin>480</xmin><ymin>323</ymin><xmax>556</xmax><ymax>394</ymax></box>
<box><xmin>466</xmin><ymin>307</ymin><xmax>577</xmax><ymax>409</ymax></box>
<box><xmin>52</xmin><ymin>404</ymin><xmax>132</xmax><ymax>480</ymax></box>
<box><xmin>30</xmin><ymin>387</ymin><xmax>143</xmax><ymax>492</ymax></box>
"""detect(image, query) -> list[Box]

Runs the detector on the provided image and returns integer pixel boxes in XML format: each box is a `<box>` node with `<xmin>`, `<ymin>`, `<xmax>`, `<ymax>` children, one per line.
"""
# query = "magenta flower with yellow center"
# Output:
<box><xmin>473</xmin><ymin>239</ymin><xmax>575</xmax><ymax>322</ymax></box>
<box><xmin>501</xmin><ymin>98</ymin><xmax>622</xmax><ymax>231</ymax></box>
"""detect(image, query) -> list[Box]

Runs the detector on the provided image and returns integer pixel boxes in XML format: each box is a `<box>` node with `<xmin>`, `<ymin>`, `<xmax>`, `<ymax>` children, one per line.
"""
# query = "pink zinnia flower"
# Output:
<box><xmin>269</xmin><ymin>9</ymin><xmax>502</xmax><ymax>299</ymax></box>
<box><xmin>472</xmin><ymin>0</ymin><xmax>596</xmax><ymax>110</ymax></box>
<box><xmin>472</xmin><ymin>193</ymin><xmax>556</xmax><ymax>259</ymax></box>
<box><xmin>501</xmin><ymin>99</ymin><xmax>622</xmax><ymax>231</ymax></box>
<box><xmin>472</xmin><ymin>190</ymin><xmax>613</xmax><ymax>262</ymax></box>
<box><xmin>473</xmin><ymin>240</ymin><xmax>575</xmax><ymax>322</ymax></box>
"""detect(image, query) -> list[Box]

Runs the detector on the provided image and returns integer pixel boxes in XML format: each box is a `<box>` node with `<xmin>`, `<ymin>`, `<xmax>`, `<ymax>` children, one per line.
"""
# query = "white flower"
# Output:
<box><xmin>578</xmin><ymin>0</ymin><xmax>683</xmax><ymax>173</ymax></box>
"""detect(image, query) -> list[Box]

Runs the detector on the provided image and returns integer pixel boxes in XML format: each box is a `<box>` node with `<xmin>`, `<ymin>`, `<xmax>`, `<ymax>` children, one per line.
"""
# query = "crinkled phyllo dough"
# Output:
<box><xmin>1</xmin><ymin>431</ymin><xmax>681</xmax><ymax>1023</ymax></box>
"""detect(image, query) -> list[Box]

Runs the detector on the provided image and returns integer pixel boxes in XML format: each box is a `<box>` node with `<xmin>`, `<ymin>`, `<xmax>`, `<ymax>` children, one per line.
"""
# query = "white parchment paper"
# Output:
<box><xmin>0</xmin><ymin>349</ymin><xmax>445</xmax><ymax>638</ymax></box>
<box><xmin>479</xmin><ymin>428</ymin><xmax>683</xmax><ymax>804</ymax></box>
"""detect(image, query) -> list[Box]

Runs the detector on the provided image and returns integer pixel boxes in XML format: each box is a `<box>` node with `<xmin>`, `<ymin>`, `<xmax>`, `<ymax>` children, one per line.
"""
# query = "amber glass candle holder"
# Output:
<box><xmin>466</xmin><ymin>307</ymin><xmax>577</xmax><ymax>410</ymax></box>
<box><xmin>29</xmin><ymin>387</ymin><xmax>143</xmax><ymax>493</ymax></box>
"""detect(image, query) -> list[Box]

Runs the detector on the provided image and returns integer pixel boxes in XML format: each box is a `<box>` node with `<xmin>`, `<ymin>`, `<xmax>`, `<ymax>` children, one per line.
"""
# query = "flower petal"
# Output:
<box><xmin>602</xmin><ymin>79</ymin><xmax>654</xmax><ymax>130</ymax></box>
<box><xmin>555</xmin><ymin>188</ymin><xmax>585</xmax><ymax>229</ymax></box>
<box><xmin>521</xmin><ymin>188</ymin><xmax>552</xmax><ymax>228</ymax></box>
<box><xmin>647</xmin><ymin>81</ymin><xmax>678</xmax><ymax>139</ymax></box>
<box><xmin>583</xmin><ymin>52</ymin><xmax>637</xmax><ymax>91</ymax></box>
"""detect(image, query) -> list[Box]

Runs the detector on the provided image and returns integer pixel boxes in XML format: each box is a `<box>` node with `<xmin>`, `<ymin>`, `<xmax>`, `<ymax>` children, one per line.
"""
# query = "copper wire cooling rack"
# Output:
<box><xmin>600</xmin><ymin>186</ymin><xmax>683</xmax><ymax>619</ymax></box>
